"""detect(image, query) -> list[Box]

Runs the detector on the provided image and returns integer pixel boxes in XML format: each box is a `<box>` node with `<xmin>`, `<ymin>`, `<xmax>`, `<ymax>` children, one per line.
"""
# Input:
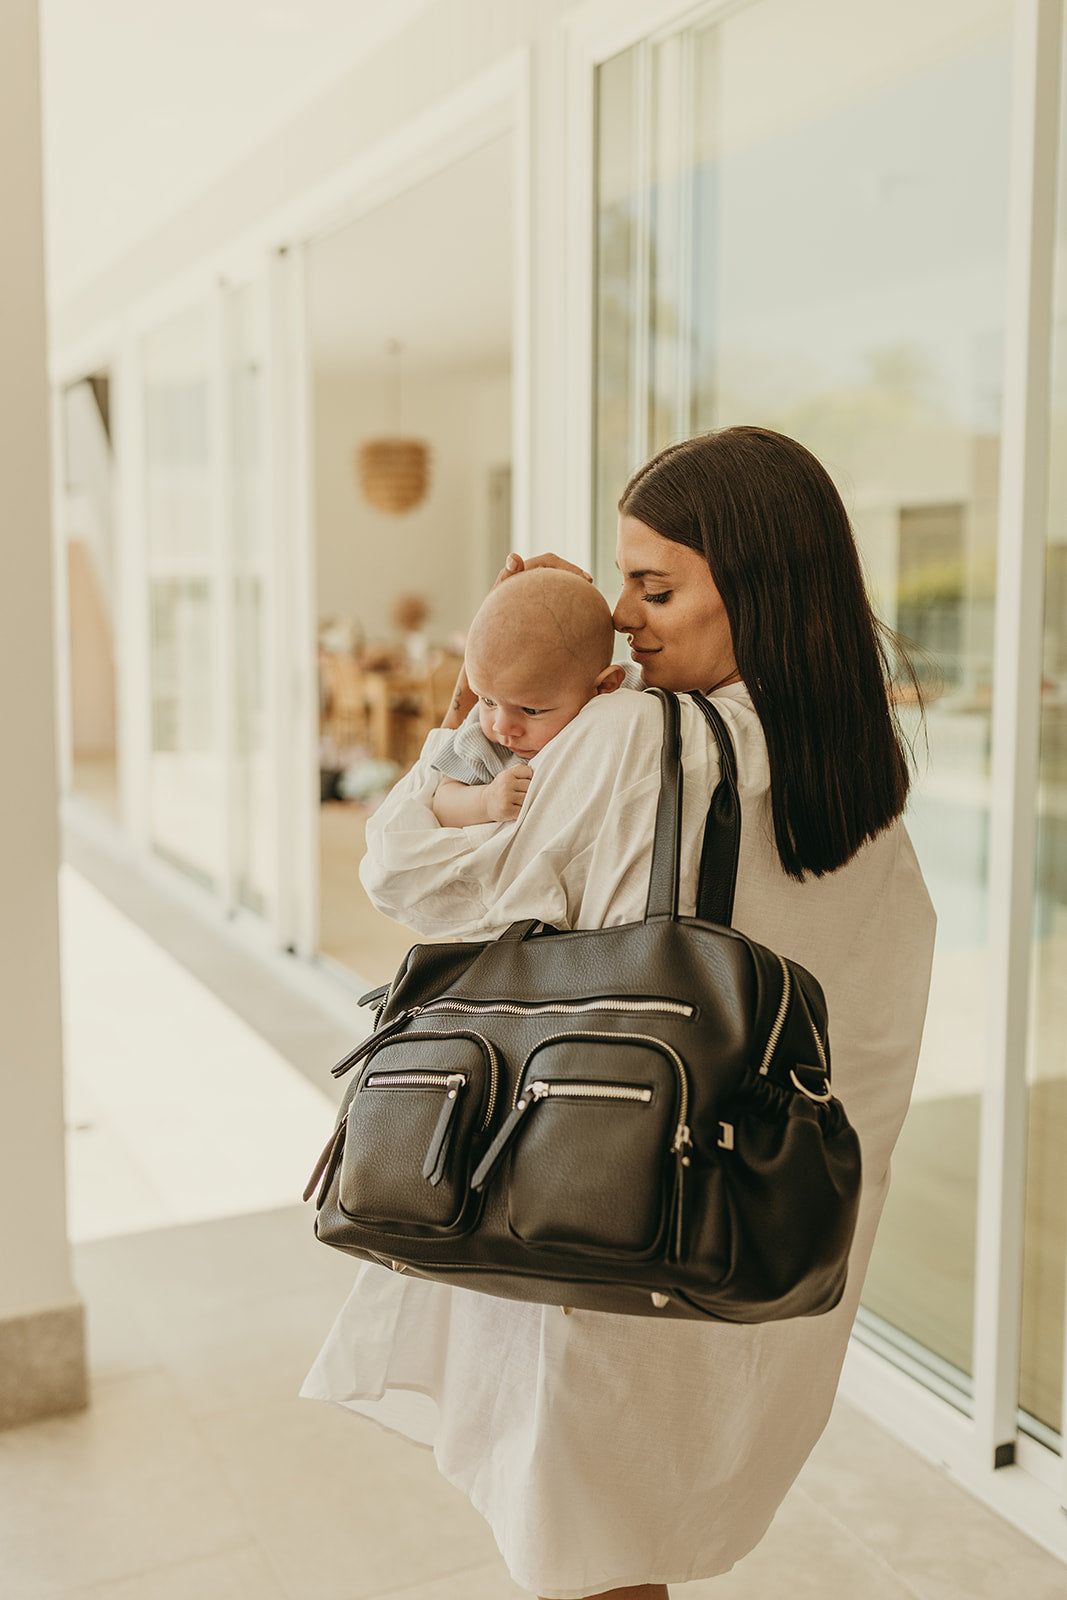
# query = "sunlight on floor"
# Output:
<box><xmin>60</xmin><ymin>866</ymin><xmax>335</xmax><ymax>1243</ymax></box>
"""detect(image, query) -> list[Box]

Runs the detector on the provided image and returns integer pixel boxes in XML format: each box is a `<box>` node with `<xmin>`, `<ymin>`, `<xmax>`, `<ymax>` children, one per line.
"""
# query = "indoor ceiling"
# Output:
<box><xmin>40</xmin><ymin>0</ymin><xmax>436</xmax><ymax>308</ymax></box>
<box><xmin>305</xmin><ymin>133</ymin><xmax>513</xmax><ymax>378</ymax></box>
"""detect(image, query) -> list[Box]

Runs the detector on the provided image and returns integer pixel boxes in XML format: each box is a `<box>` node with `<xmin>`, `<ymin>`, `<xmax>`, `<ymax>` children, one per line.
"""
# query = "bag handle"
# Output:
<box><xmin>644</xmin><ymin>688</ymin><xmax>741</xmax><ymax>927</ymax></box>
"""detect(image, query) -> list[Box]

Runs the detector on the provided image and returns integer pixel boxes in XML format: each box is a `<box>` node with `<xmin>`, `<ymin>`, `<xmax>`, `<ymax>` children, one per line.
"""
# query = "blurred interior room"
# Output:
<box><xmin>307</xmin><ymin>133</ymin><xmax>513</xmax><ymax>982</ymax></box>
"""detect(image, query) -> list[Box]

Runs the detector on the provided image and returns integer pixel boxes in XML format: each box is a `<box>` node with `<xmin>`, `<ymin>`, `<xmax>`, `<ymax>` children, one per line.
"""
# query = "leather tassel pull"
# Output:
<box><xmin>330</xmin><ymin>1008</ymin><xmax>418</xmax><ymax>1079</ymax></box>
<box><xmin>303</xmin><ymin>1117</ymin><xmax>347</xmax><ymax>1204</ymax></box>
<box><xmin>669</xmin><ymin>1125</ymin><xmax>691</xmax><ymax>1261</ymax></box>
<box><xmin>672</xmin><ymin>1153</ymin><xmax>686</xmax><ymax>1261</ymax></box>
<box><xmin>422</xmin><ymin>1077</ymin><xmax>465</xmax><ymax>1186</ymax></box>
<box><xmin>470</xmin><ymin>1090</ymin><xmax>540</xmax><ymax>1192</ymax></box>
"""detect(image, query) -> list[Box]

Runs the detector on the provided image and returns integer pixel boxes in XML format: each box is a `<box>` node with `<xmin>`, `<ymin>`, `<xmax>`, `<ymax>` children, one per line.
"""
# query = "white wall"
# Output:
<box><xmin>314</xmin><ymin>365</ymin><xmax>511</xmax><ymax>645</ymax></box>
<box><xmin>46</xmin><ymin>0</ymin><xmax>580</xmax><ymax>564</ymax></box>
<box><xmin>48</xmin><ymin>0</ymin><xmax>566</xmax><ymax>348</ymax></box>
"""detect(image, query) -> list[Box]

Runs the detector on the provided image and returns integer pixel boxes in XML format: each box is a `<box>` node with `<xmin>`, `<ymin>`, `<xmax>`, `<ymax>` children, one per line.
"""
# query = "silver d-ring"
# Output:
<box><xmin>790</xmin><ymin>1067</ymin><xmax>833</xmax><ymax>1103</ymax></box>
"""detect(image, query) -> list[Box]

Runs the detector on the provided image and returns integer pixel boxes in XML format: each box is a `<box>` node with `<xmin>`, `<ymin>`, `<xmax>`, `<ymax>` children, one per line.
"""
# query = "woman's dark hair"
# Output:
<box><xmin>619</xmin><ymin>425</ymin><xmax>914</xmax><ymax>879</ymax></box>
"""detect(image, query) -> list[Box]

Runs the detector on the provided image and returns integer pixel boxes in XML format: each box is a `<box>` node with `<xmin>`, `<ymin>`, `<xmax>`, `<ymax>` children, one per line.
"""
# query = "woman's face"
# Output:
<box><xmin>613</xmin><ymin>515</ymin><xmax>740</xmax><ymax>694</ymax></box>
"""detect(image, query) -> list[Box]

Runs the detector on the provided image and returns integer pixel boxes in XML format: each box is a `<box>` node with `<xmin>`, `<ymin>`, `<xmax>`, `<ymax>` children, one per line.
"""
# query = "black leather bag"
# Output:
<box><xmin>305</xmin><ymin>689</ymin><xmax>862</xmax><ymax>1321</ymax></box>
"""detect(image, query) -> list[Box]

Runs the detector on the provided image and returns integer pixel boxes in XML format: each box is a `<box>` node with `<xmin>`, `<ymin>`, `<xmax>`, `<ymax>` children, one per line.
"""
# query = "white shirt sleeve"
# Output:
<box><xmin>358</xmin><ymin>690</ymin><xmax>669</xmax><ymax>940</ymax></box>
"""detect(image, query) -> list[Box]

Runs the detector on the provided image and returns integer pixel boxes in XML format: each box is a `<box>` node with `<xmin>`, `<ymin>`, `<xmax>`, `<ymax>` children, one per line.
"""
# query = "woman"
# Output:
<box><xmin>302</xmin><ymin>427</ymin><xmax>936</xmax><ymax>1600</ymax></box>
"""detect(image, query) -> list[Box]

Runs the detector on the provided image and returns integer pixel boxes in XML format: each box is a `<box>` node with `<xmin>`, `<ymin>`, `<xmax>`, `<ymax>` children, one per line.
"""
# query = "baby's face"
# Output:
<box><xmin>468</xmin><ymin>657</ymin><xmax>597</xmax><ymax>758</ymax></box>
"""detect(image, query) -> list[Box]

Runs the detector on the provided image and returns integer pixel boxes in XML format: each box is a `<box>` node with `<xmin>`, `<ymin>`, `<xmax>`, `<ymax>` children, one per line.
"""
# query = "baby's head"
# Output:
<box><xmin>465</xmin><ymin>569</ymin><xmax>625</xmax><ymax>758</ymax></box>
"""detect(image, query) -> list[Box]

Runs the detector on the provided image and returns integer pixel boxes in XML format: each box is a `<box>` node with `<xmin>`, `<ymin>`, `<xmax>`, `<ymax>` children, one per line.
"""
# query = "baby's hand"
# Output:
<box><xmin>486</xmin><ymin>764</ymin><xmax>533</xmax><ymax>822</ymax></box>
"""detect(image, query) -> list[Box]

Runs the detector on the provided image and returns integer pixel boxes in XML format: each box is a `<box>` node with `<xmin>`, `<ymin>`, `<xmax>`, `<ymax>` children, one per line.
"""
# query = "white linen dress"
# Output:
<box><xmin>301</xmin><ymin>683</ymin><xmax>936</xmax><ymax>1599</ymax></box>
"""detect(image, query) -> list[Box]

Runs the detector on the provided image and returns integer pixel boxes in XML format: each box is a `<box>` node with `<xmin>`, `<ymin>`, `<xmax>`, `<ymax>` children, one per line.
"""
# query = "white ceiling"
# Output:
<box><xmin>305</xmin><ymin>133</ymin><xmax>513</xmax><ymax>377</ymax></box>
<box><xmin>39</xmin><ymin>0</ymin><xmax>436</xmax><ymax>307</ymax></box>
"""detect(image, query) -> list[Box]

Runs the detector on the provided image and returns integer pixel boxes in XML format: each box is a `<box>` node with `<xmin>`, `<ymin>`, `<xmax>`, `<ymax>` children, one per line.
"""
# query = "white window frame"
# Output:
<box><xmin>564</xmin><ymin>0</ymin><xmax>1067</xmax><ymax>1561</ymax></box>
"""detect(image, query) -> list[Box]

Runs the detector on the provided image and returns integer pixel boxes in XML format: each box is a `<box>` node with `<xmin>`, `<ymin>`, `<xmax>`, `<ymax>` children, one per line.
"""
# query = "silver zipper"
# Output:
<box><xmin>760</xmin><ymin>956</ymin><xmax>828</xmax><ymax>1076</ymax></box>
<box><xmin>526</xmin><ymin>1079</ymin><xmax>652</xmax><ymax>1104</ymax></box>
<box><xmin>805</xmin><ymin>995</ymin><xmax>828</xmax><ymax>1075</ymax></box>
<box><xmin>760</xmin><ymin>956</ymin><xmax>792</xmax><ymax>1075</ymax></box>
<box><xmin>517</xmin><ymin>1030</ymin><xmax>690</xmax><ymax>1154</ymax></box>
<box><xmin>364</xmin><ymin>1031</ymin><xmax>501</xmax><ymax>1134</ymax></box>
<box><xmin>422</xmin><ymin>996</ymin><xmax>695</xmax><ymax>1019</ymax></box>
<box><xmin>363</xmin><ymin>1070</ymin><xmax>467</xmax><ymax>1092</ymax></box>
<box><xmin>480</xmin><ymin>1036</ymin><xmax>501</xmax><ymax>1130</ymax></box>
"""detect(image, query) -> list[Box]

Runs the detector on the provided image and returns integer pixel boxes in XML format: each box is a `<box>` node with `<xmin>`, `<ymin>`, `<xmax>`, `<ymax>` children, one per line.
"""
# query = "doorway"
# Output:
<box><xmin>62</xmin><ymin>373</ymin><xmax>120</xmax><ymax>822</ymax></box>
<box><xmin>305</xmin><ymin>133</ymin><xmax>514</xmax><ymax>984</ymax></box>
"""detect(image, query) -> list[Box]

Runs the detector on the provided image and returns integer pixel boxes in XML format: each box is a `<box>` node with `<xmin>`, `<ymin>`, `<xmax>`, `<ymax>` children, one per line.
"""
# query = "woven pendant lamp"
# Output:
<box><xmin>356</xmin><ymin>341</ymin><xmax>431</xmax><ymax>514</ymax></box>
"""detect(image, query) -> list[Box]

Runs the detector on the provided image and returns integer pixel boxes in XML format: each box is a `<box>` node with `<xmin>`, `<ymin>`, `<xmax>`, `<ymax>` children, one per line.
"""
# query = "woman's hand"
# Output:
<box><xmin>491</xmin><ymin>552</ymin><xmax>593</xmax><ymax>589</ymax></box>
<box><xmin>442</xmin><ymin>664</ymin><xmax>476</xmax><ymax>730</ymax></box>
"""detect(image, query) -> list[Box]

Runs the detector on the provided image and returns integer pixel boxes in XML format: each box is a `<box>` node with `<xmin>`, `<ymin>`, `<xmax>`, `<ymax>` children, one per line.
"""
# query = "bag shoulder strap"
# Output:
<box><xmin>644</xmin><ymin>689</ymin><xmax>683</xmax><ymax>922</ymax></box>
<box><xmin>691</xmin><ymin>692</ymin><xmax>741</xmax><ymax>927</ymax></box>
<box><xmin>644</xmin><ymin>688</ymin><xmax>741</xmax><ymax>927</ymax></box>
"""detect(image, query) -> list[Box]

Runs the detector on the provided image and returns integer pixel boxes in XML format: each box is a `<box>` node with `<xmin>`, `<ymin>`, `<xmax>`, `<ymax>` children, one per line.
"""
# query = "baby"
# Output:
<box><xmin>431</xmin><ymin>568</ymin><xmax>625</xmax><ymax>827</ymax></box>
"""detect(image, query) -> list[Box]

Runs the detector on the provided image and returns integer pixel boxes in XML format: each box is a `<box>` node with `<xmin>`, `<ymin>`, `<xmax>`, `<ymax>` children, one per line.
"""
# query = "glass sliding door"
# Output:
<box><xmin>141</xmin><ymin>283</ymin><xmax>274</xmax><ymax>916</ymax></box>
<box><xmin>1021</xmin><ymin>12</ymin><xmax>1067</xmax><ymax>1452</ymax></box>
<box><xmin>143</xmin><ymin>307</ymin><xmax>223</xmax><ymax>888</ymax></box>
<box><xmin>225</xmin><ymin>281</ymin><xmax>272</xmax><ymax>918</ymax></box>
<box><xmin>592</xmin><ymin>0</ymin><xmax>1014</xmax><ymax>1402</ymax></box>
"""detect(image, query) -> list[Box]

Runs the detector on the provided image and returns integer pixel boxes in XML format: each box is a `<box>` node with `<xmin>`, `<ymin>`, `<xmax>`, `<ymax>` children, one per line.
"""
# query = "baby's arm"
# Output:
<box><xmin>432</xmin><ymin>765</ymin><xmax>533</xmax><ymax>827</ymax></box>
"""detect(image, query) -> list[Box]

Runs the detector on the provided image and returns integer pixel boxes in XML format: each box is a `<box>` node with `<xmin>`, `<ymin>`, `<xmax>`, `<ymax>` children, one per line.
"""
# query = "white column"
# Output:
<box><xmin>0</xmin><ymin>0</ymin><xmax>87</xmax><ymax>1426</ymax></box>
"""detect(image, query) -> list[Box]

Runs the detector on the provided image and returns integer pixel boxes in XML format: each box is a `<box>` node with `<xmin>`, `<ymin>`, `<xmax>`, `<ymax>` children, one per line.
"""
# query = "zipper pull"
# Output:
<box><xmin>357</xmin><ymin>982</ymin><xmax>391</xmax><ymax>1009</ymax></box>
<box><xmin>303</xmin><ymin>1115</ymin><xmax>347</xmax><ymax>1205</ymax></box>
<box><xmin>469</xmin><ymin>1082</ymin><xmax>549</xmax><ymax>1192</ymax></box>
<box><xmin>330</xmin><ymin>1008</ymin><xmax>420</xmax><ymax>1079</ymax></box>
<box><xmin>669</xmin><ymin>1125</ymin><xmax>692</xmax><ymax>1260</ymax></box>
<box><xmin>422</xmin><ymin>1075</ymin><xmax>466</xmax><ymax>1186</ymax></box>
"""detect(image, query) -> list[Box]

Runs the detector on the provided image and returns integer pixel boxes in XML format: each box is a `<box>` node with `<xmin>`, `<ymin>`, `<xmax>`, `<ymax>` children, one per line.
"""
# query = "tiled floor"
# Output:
<box><xmin>2</xmin><ymin>816</ymin><xmax>1065</xmax><ymax>1599</ymax></box>
<box><xmin>5</xmin><ymin>1204</ymin><xmax>1067</xmax><ymax>1600</ymax></box>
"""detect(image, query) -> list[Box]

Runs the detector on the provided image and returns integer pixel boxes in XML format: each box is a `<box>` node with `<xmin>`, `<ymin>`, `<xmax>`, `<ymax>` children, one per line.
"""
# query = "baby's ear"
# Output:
<box><xmin>594</xmin><ymin>664</ymin><xmax>626</xmax><ymax>695</ymax></box>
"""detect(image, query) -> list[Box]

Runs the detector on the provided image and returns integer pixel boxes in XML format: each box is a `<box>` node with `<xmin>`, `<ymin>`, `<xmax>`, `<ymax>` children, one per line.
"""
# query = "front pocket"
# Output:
<box><xmin>338</xmin><ymin>1033</ymin><xmax>496</xmax><ymax>1233</ymax></box>
<box><xmin>503</xmin><ymin>1036</ymin><xmax>683</xmax><ymax>1256</ymax></box>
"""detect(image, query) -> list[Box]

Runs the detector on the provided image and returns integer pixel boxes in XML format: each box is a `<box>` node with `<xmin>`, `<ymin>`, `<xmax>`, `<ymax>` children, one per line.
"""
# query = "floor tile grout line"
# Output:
<box><xmin>253</xmin><ymin>1528</ymin><xmax>302</xmax><ymax>1600</ymax></box>
<box><xmin>789</xmin><ymin>1483</ymin><xmax>931</xmax><ymax>1600</ymax></box>
<box><xmin>352</xmin><ymin>1558</ymin><xmax>518</xmax><ymax>1600</ymax></box>
<box><xmin>39</xmin><ymin>1537</ymin><xmax>271</xmax><ymax>1600</ymax></box>
<box><xmin>183</xmin><ymin>1390</ymin><xmax>508</xmax><ymax>1600</ymax></box>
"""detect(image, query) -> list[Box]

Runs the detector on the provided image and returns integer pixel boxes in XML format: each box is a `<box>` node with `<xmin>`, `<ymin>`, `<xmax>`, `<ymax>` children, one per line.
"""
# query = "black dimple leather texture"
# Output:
<box><xmin>507</xmin><ymin>1039</ymin><xmax>676</xmax><ymax>1254</ymax></box>
<box><xmin>339</xmin><ymin>1035</ymin><xmax>487</xmax><ymax>1231</ymax></box>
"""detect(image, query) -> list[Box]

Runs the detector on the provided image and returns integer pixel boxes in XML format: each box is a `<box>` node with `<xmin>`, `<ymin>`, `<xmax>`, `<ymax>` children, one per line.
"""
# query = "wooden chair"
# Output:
<box><xmin>393</xmin><ymin>651</ymin><xmax>464</xmax><ymax>764</ymax></box>
<box><xmin>319</xmin><ymin>653</ymin><xmax>371</xmax><ymax>750</ymax></box>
